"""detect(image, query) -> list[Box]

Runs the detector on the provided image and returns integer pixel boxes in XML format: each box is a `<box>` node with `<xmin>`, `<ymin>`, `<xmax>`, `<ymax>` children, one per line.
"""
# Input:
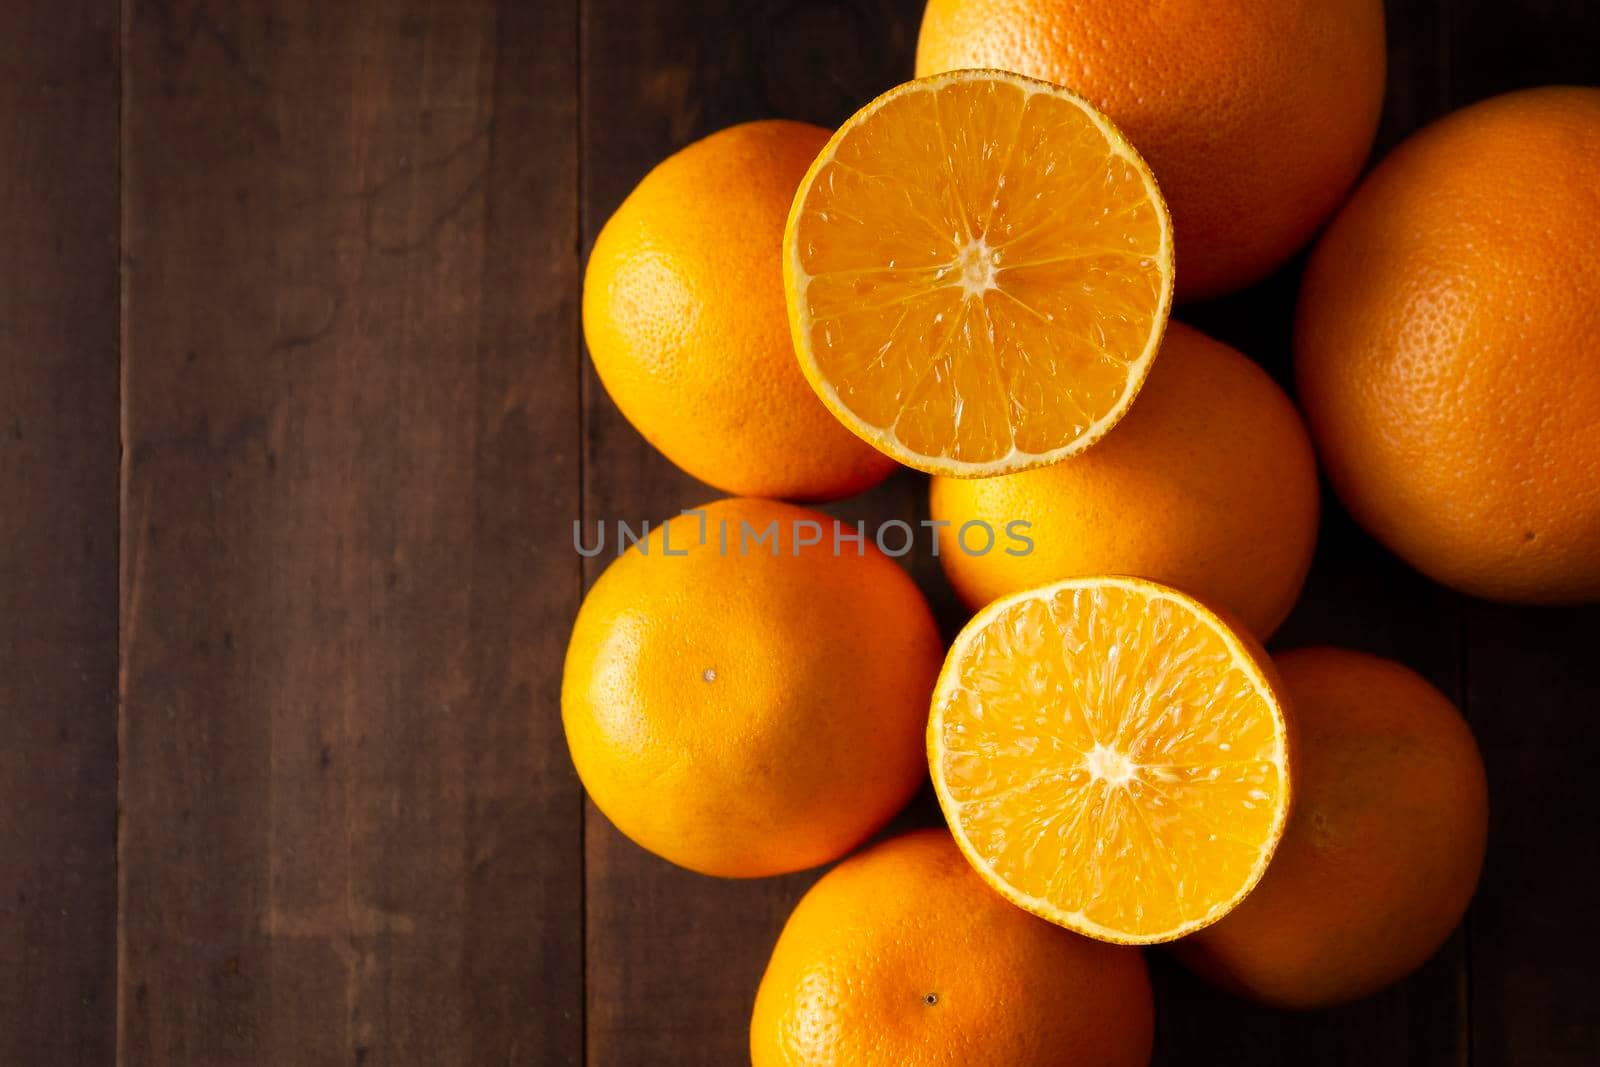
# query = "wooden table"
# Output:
<box><xmin>1</xmin><ymin>0</ymin><xmax>1597</xmax><ymax>1063</ymax></box>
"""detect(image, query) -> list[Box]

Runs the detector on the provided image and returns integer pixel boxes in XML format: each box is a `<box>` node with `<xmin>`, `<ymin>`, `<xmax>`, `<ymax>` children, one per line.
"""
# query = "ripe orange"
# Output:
<box><xmin>784</xmin><ymin>69</ymin><xmax>1173</xmax><ymax>476</ymax></box>
<box><xmin>929</xmin><ymin>576</ymin><xmax>1292</xmax><ymax>944</ymax></box>
<box><xmin>562</xmin><ymin>498</ymin><xmax>943</xmax><ymax>878</ymax></box>
<box><xmin>583</xmin><ymin>121</ymin><xmax>896</xmax><ymax>502</ymax></box>
<box><xmin>916</xmin><ymin>0</ymin><xmax>1386</xmax><ymax>299</ymax></box>
<box><xmin>1175</xmin><ymin>647</ymin><xmax>1488</xmax><ymax>1008</ymax></box>
<box><xmin>930</xmin><ymin>322</ymin><xmax>1318</xmax><ymax>638</ymax></box>
<box><xmin>1296</xmin><ymin>87</ymin><xmax>1600</xmax><ymax>604</ymax></box>
<box><xmin>751</xmin><ymin>830</ymin><xmax>1153</xmax><ymax>1067</ymax></box>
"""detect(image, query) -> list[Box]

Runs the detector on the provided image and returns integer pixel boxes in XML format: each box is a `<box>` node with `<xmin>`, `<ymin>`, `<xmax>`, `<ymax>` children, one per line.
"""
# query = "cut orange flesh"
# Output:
<box><xmin>784</xmin><ymin>70</ymin><xmax>1174</xmax><ymax>476</ymax></box>
<box><xmin>929</xmin><ymin>576</ymin><xmax>1291</xmax><ymax>944</ymax></box>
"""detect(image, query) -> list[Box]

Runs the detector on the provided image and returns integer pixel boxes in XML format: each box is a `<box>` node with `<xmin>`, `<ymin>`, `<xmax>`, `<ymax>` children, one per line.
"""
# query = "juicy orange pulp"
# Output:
<box><xmin>929</xmin><ymin>576</ymin><xmax>1291</xmax><ymax>944</ymax></box>
<box><xmin>784</xmin><ymin>70</ymin><xmax>1174</xmax><ymax>476</ymax></box>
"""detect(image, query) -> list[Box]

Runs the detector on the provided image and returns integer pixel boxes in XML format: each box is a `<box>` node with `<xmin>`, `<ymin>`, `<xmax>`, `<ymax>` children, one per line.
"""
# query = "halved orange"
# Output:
<box><xmin>928</xmin><ymin>576</ymin><xmax>1292</xmax><ymax>944</ymax></box>
<box><xmin>783</xmin><ymin>69</ymin><xmax>1174</xmax><ymax>476</ymax></box>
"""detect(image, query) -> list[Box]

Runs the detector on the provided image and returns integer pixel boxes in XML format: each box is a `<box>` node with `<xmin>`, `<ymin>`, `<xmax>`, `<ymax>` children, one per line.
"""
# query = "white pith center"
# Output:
<box><xmin>955</xmin><ymin>237</ymin><xmax>999</xmax><ymax>296</ymax></box>
<box><xmin>1085</xmin><ymin>743</ymin><xmax>1137</xmax><ymax>786</ymax></box>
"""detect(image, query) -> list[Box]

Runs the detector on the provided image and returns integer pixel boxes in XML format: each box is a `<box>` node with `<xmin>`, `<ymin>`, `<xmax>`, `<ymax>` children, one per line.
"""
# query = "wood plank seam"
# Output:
<box><xmin>574</xmin><ymin>2</ymin><xmax>590</xmax><ymax>1062</ymax></box>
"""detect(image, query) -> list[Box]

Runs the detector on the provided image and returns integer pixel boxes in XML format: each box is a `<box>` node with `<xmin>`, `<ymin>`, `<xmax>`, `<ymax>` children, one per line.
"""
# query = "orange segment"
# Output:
<box><xmin>928</xmin><ymin>576</ymin><xmax>1291</xmax><ymax>944</ymax></box>
<box><xmin>784</xmin><ymin>70</ymin><xmax>1174</xmax><ymax>476</ymax></box>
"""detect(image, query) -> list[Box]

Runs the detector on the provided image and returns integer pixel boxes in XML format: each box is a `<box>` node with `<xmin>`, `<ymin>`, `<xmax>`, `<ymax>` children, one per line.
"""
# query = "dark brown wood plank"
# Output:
<box><xmin>0</xmin><ymin>2</ymin><xmax>120</xmax><ymax>1063</ymax></box>
<box><xmin>577</xmin><ymin>2</ymin><xmax>930</xmax><ymax>1062</ymax></box>
<box><xmin>118</xmin><ymin>2</ymin><xmax>583</xmax><ymax>1063</ymax></box>
<box><xmin>1443</xmin><ymin>0</ymin><xmax>1599</xmax><ymax>104</ymax></box>
<box><xmin>1466</xmin><ymin>602</ymin><xmax>1600</xmax><ymax>1065</ymax></box>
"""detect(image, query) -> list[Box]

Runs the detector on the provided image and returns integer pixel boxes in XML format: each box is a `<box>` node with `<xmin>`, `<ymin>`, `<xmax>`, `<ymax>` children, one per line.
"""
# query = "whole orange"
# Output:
<box><xmin>1295</xmin><ymin>87</ymin><xmax>1600</xmax><ymax>603</ymax></box>
<box><xmin>930</xmin><ymin>322</ymin><xmax>1319</xmax><ymax>639</ymax></box>
<box><xmin>1175</xmin><ymin>647</ymin><xmax>1488</xmax><ymax>1008</ymax></box>
<box><xmin>751</xmin><ymin>830</ymin><xmax>1153</xmax><ymax>1066</ymax></box>
<box><xmin>915</xmin><ymin>0</ymin><xmax>1386</xmax><ymax>299</ymax></box>
<box><xmin>562</xmin><ymin>498</ymin><xmax>943</xmax><ymax>878</ymax></box>
<box><xmin>583</xmin><ymin>121</ymin><xmax>896</xmax><ymax>501</ymax></box>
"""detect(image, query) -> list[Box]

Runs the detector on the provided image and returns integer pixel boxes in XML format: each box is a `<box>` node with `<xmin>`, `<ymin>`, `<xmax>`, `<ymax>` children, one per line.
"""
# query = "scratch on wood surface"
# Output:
<box><xmin>367</xmin><ymin>132</ymin><xmax>492</xmax><ymax>255</ymax></box>
<box><xmin>120</xmin><ymin>479</ymin><xmax>154</xmax><ymax>682</ymax></box>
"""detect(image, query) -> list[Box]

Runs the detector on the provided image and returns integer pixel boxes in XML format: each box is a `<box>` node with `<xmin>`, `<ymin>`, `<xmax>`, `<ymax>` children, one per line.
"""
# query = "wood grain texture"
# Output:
<box><xmin>0</xmin><ymin>2</ymin><xmax>120</xmax><ymax>1063</ymax></box>
<box><xmin>118</xmin><ymin>1</ymin><xmax>582</xmax><ymax>1063</ymax></box>
<box><xmin>1466</xmin><ymin>602</ymin><xmax>1600</xmax><ymax>1066</ymax></box>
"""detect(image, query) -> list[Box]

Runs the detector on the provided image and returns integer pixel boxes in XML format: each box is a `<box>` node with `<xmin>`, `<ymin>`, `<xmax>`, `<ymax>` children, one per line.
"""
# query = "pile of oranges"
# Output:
<box><xmin>568</xmin><ymin>0</ymin><xmax>1597</xmax><ymax>1061</ymax></box>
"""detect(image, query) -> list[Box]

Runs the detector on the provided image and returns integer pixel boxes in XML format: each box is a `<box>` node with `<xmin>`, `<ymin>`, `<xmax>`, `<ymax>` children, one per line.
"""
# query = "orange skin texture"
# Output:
<box><xmin>583</xmin><ymin>121</ymin><xmax>897</xmax><ymax>502</ymax></box>
<box><xmin>1175</xmin><ymin>647</ymin><xmax>1488</xmax><ymax>1009</ymax></box>
<box><xmin>1295</xmin><ymin>87</ymin><xmax>1600</xmax><ymax>604</ymax></box>
<box><xmin>751</xmin><ymin>830</ymin><xmax>1154</xmax><ymax>1067</ymax></box>
<box><xmin>561</xmin><ymin>499</ymin><xmax>943</xmax><ymax>878</ymax></box>
<box><xmin>915</xmin><ymin>0</ymin><xmax>1386</xmax><ymax>300</ymax></box>
<box><xmin>930</xmin><ymin>322</ymin><xmax>1319</xmax><ymax>639</ymax></box>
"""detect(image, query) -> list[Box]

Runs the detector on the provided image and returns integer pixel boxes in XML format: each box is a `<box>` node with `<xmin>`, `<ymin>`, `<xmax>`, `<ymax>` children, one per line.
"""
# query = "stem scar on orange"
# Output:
<box><xmin>783</xmin><ymin>69</ymin><xmax>1174</xmax><ymax>477</ymax></box>
<box><xmin>929</xmin><ymin>576</ymin><xmax>1292</xmax><ymax>945</ymax></box>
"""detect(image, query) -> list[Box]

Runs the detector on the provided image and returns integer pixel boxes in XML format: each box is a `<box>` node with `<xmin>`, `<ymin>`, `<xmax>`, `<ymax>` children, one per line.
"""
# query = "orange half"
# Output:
<box><xmin>784</xmin><ymin>70</ymin><xmax>1174</xmax><ymax>476</ymax></box>
<box><xmin>929</xmin><ymin>576</ymin><xmax>1291</xmax><ymax>944</ymax></box>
